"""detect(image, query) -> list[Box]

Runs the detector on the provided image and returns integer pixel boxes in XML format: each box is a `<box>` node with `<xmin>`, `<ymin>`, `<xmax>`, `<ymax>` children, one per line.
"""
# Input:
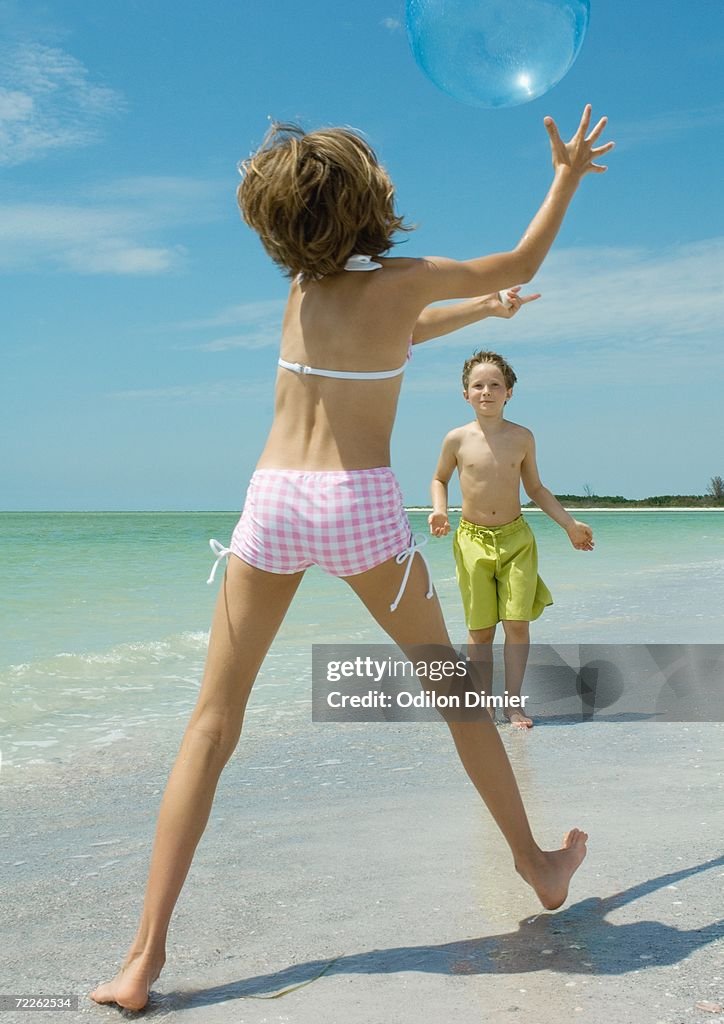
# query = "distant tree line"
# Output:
<box><xmin>523</xmin><ymin>476</ymin><xmax>724</xmax><ymax>508</ymax></box>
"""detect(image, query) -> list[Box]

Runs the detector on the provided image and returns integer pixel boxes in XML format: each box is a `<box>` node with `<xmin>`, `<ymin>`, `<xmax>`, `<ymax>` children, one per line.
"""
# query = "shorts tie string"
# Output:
<box><xmin>390</xmin><ymin>533</ymin><xmax>434</xmax><ymax>612</ymax></box>
<box><xmin>207</xmin><ymin>533</ymin><xmax>434</xmax><ymax>607</ymax></box>
<box><xmin>207</xmin><ymin>538</ymin><xmax>232</xmax><ymax>584</ymax></box>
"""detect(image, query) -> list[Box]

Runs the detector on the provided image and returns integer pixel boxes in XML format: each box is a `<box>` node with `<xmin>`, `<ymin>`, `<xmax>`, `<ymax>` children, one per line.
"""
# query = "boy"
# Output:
<box><xmin>429</xmin><ymin>350</ymin><xmax>594</xmax><ymax>728</ymax></box>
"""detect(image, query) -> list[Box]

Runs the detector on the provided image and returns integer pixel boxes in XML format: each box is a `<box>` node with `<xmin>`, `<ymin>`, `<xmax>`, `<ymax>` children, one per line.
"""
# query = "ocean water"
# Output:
<box><xmin>1</xmin><ymin>510</ymin><xmax>723</xmax><ymax>771</ymax></box>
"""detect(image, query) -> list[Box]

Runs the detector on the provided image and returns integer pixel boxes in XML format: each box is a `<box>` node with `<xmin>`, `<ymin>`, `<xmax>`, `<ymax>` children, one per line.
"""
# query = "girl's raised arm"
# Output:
<box><xmin>412</xmin><ymin>287</ymin><xmax>540</xmax><ymax>345</ymax></box>
<box><xmin>414</xmin><ymin>105</ymin><xmax>614</xmax><ymax>304</ymax></box>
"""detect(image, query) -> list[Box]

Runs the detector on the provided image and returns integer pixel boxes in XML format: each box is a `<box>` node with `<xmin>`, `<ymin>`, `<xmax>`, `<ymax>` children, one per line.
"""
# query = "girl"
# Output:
<box><xmin>92</xmin><ymin>104</ymin><xmax>613</xmax><ymax>1011</ymax></box>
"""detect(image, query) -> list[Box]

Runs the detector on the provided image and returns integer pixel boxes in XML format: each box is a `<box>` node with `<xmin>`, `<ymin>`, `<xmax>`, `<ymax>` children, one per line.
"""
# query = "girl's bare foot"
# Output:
<box><xmin>504</xmin><ymin>708</ymin><xmax>534</xmax><ymax>728</ymax></box>
<box><xmin>516</xmin><ymin>828</ymin><xmax>588</xmax><ymax>910</ymax></box>
<box><xmin>90</xmin><ymin>951</ymin><xmax>165</xmax><ymax>1012</ymax></box>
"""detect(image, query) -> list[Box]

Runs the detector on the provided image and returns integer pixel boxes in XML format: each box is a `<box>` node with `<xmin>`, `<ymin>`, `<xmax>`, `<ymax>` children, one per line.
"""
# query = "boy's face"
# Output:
<box><xmin>463</xmin><ymin>363</ymin><xmax>512</xmax><ymax>416</ymax></box>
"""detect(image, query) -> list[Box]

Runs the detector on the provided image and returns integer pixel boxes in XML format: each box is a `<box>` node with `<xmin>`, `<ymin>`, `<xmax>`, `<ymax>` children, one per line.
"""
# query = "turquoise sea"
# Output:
<box><xmin>2</xmin><ymin>510</ymin><xmax>723</xmax><ymax>772</ymax></box>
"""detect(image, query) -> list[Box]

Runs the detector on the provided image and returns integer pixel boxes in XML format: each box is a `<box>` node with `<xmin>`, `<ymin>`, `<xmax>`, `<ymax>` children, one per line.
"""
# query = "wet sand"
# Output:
<box><xmin>2</xmin><ymin>717</ymin><xmax>723</xmax><ymax>1023</ymax></box>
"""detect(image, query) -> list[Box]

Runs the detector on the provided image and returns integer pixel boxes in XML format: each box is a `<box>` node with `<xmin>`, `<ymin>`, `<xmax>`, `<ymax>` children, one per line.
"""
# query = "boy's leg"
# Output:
<box><xmin>496</xmin><ymin>519</ymin><xmax>549</xmax><ymax>728</ymax></box>
<box><xmin>501</xmin><ymin>619</ymin><xmax>533</xmax><ymax>728</ymax></box>
<box><xmin>343</xmin><ymin>553</ymin><xmax>587</xmax><ymax>911</ymax></box>
<box><xmin>467</xmin><ymin>625</ymin><xmax>496</xmax><ymax>719</ymax></box>
<box><xmin>91</xmin><ymin>555</ymin><xmax>305</xmax><ymax>1011</ymax></box>
<box><xmin>454</xmin><ymin>523</ymin><xmax>499</xmax><ymax>717</ymax></box>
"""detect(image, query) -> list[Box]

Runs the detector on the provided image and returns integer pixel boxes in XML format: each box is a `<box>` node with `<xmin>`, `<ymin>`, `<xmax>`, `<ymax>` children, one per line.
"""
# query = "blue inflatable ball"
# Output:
<box><xmin>406</xmin><ymin>0</ymin><xmax>590</xmax><ymax>109</ymax></box>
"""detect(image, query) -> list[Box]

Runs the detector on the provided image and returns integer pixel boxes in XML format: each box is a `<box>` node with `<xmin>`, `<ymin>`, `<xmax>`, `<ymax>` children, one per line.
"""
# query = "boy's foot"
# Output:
<box><xmin>90</xmin><ymin>952</ymin><xmax>165</xmax><ymax>1012</ymax></box>
<box><xmin>504</xmin><ymin>708</ymin><xmax>533</xmax><ymax>728</ymax></box>
<box><xmin>516</xmin><ymin>828</ymin><xmax>588</xmax><ymax>910</ymax></box>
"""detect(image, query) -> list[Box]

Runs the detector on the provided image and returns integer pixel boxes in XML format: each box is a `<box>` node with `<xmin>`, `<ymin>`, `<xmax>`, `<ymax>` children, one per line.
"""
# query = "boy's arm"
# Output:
<box><xmin>412</xmin><ymin>105</ymin><xmax>614</xmax><ymax>303</ymax></box>
<box><xmin>429</xmin><ymin>432</ymin><xmax>460</xmax><ymax>536</ymax></box>
<box><xmin>412</xmin><ymin>287</ymin><xmax>541</xmax><ymax>345</ymax></box>
<box><xmin>520</xmin><ymin>433</ymin><xmax>594</xmax><ymax>551</ymax></box>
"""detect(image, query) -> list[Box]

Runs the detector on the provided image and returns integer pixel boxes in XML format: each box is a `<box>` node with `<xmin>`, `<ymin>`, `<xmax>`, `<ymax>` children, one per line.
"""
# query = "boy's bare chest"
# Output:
<box><xmin>458</xmin><ymin>433</ymin><xmax>525</xmax><ymax>476</ymax></box>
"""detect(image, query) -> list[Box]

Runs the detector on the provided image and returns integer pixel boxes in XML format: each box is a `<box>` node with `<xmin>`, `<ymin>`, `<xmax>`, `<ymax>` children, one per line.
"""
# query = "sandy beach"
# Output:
<box><xmin>3</xmin><ymin>714</ymin><xmax>723</xmax><ymax>1024</ymax></box>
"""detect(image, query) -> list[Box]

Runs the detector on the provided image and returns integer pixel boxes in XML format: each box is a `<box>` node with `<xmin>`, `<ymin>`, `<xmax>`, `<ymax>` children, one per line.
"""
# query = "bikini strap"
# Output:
<box><xmin>344</xmin><ymin>254</ymin><xmax>382</xmax><ymax>271</ymax></box>
<box><xmin>277</xmin><ymin>357</ymin><xmax>406</xmax><ymax>381</ymax></box>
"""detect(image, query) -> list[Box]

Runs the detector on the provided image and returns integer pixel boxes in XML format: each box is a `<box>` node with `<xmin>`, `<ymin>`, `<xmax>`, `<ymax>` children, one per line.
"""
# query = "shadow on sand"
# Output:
<box><xmin>143</xmin><ymin>854</ymin><xmax>724</xmax><ymax>1014</ymax></box>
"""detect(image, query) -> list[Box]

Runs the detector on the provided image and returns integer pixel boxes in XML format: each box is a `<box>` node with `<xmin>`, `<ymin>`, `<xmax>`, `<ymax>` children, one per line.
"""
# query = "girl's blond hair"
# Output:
<box><xmin>237</xmin><ymin>122</ymin><xmax>412</xmax><ymax>279</ymax></box>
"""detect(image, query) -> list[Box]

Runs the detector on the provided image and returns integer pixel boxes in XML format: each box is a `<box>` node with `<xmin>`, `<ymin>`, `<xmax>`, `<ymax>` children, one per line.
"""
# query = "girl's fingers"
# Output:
<box><xmin>543</xmin><ymin>116</ymin><xmax>561</xmax><ymax>143</ymax></box>
<box><xmin>574</xmin><ymin>103</ymin><xmax>592</xmax><ymax>139</ymax></box>
<box><xmin>591</xmin><ymin>141</ymin><xmax>616</xmax><ymax>155</ymax></box>
<box><xmin>586</xmin><ymin>116</ymin><xmax>608</xmax><ymax>142</ymax></box>
<box><xmin>520</xmin><ymin>293</ymin><xmax>541</xmax><ymax>304</ymax></box>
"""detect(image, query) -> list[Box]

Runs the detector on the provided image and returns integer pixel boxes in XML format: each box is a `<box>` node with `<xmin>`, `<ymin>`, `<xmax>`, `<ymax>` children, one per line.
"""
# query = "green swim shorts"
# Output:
<box><xmin>453</xmin><ymin>516</ymin><xmax>553</xmax><ymax>630</ymax></box>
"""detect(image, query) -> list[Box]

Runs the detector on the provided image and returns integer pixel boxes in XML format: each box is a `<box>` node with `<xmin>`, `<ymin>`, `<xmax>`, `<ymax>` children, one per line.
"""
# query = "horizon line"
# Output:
<box><xmin>2</xmin><ymin>506</ymin><xmax>724</xmax><ymax>515</ymax></box>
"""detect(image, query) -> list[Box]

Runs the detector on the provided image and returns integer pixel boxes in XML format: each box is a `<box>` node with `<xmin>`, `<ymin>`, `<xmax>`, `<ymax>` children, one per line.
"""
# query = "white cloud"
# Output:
<box><xmin>525</xmin><ymin>239</ymin><xmax>723</xmax><ymax>347</ymax></box>
<box><xmin>89</xmin><ymin>177</ymin><xmax>223</xmax><ymax>223</ymax></box>
<box><xmin>111</xmin><ymin>380</ymin><xmax>268</xmax><ymax>403</ymax></box>
<box><xmin>614</xmin><ymin>103</ymin><xmax>724</xmax><ymax>148</ymax></box>
<box><xmin>381</xmin><ymin>17</ymin><xmax>402</xmax><ymax>31</ymax></box>
<box><xmin>171</xmin><ymin>299</ymin><xmax>287</xmax><ymax>350</ymax></box>
<box><xmin>65</xmin><ymin>243</ymin><xmax>181</xmax><ymax>275</ymax></box>
<box><xmin>199</xmin><ymin>330</ymin><xmax>282</xmax><ymax>352</ymax></box>
<box><xmin>414</xmin><ymin>238</ymin><xmax>724</xmax><ymax>387</ymax></box>
<box><xmin>0</xmin><ymin>42</ymin><xmax>124</xmax><ymax>165</ymax></box>
<box><xmin>0</xmin><ymin>88</ymin><xmax>33</xmax><ymax>120</ymax></box>
<box><xmin>0</xmin><ymin>177</ymin><xmax>222</xmax><ymax>275</ymax></box>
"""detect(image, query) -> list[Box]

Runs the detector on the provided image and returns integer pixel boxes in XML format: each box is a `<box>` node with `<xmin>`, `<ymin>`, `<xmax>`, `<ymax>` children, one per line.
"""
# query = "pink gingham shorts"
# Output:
<box><xmin>233</xmin><ymin>467</ymin><xmax>410</xmax><ymax>575</ymax></box>
<box><xmin>207</xmin><ymin>467</ymin><xmax>434</xmax><ymax>611</ymax></box>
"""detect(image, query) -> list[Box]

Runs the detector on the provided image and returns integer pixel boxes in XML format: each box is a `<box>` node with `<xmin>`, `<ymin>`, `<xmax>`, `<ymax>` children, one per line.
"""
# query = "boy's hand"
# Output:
<box><xmin>428</xmin><ymin>512</ymin><xmax>450</xmax><ymax>537</ymax></box>
<box><xmin>544</xmin><ymin>104</ymin><xmax>615</xmax><ymax>179</ymax></box>
<box><xmin>567</xmin><ymin>520</ymin><xmax>594</xmax><ymax>551</ymax></box>
<box><xmin>484</xmin><ymin>286</ymin><xmax>541</xmax><ymax>319</ymax></box>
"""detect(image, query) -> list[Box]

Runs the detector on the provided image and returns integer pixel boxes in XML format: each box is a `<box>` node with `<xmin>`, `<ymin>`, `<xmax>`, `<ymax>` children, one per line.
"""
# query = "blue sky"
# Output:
<box><xmin>2</xmin><ymin>0</ymin><xmax>723</xmax><ymax>510</ymax></box>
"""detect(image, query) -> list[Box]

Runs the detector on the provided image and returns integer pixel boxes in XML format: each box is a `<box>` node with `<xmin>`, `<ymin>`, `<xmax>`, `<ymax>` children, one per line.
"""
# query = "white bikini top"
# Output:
<box><xmin>278</xmin><ymin>254</ymin><xmax>410</xmax><ymax>381</ymax></box>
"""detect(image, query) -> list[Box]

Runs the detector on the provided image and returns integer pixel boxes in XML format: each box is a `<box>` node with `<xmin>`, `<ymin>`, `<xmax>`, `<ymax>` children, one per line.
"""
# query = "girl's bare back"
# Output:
<box><xmin>260</xmin><ymin>257</ymin><xmax>423</xmax><ymax>472</ymax></box>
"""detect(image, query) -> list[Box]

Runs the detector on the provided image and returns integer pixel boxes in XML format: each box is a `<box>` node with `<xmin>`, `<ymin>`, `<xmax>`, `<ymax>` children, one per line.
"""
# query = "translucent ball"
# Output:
<box><xmin>406</xmin><ymin>0</ymin><xmax>590</xmax><ymax>109</ymax></box>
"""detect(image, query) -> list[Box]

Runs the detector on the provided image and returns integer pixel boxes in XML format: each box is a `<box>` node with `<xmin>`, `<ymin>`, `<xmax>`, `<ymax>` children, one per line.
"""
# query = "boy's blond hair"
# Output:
<box><xmin>237</xmin><ymin>122</ymin><xmax>412</xmax><ymax>279</ymax></box>
<box><xmin>462</xmin><ymin>350</ymin><xmax>518</xmax><ymax>392</ymax></box>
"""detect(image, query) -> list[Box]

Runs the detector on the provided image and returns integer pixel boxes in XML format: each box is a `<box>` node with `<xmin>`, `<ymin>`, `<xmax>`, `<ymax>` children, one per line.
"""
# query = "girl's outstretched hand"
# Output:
<box><xmin>544</xmin><ymin>104</ymin><xmax>615</xmax><ymax>178</ymax></box>
<box><xmin>488</xmin><ymin>286</ymin><xmax>541</xmax><ymax>319</ymax></box>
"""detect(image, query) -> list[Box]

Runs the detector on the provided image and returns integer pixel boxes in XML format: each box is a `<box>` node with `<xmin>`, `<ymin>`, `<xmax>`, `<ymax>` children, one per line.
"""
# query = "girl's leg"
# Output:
<box><xmin>91</xmin><ymin>556</ymin><xmax>305</xmax><ymax>1011</ymax></box>
<box><xmin>501</xmin><ymin>619</ymin><xmax>533</xmax><ymax>728</ymax></box>
<box><xmin>343</xmin><ymin>554</ymin><xmax>587</xmax><ymax>910</ymax></box>
<box><xmin>467</xmin><ymin>625</ymin><xmax>496</xmax><ymax>719</ymax></box>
